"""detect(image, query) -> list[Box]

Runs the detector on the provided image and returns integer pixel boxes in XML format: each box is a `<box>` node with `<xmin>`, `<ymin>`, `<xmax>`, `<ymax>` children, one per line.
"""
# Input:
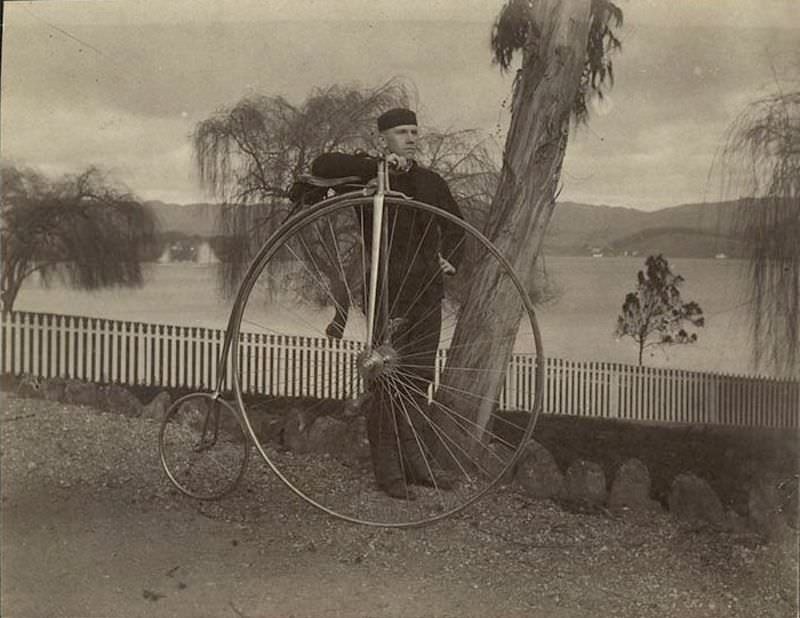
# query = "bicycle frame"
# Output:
<box><xmin>208</xmin><ymin>158</ymin><xmax>404</xmax><ymax>402</ymax></box>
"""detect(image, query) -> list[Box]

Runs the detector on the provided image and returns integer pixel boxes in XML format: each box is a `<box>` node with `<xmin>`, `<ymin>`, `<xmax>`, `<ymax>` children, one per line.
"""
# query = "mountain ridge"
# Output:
<box><xmin>146</xmin><ymin>198</ymin><xmax>746</xmax><ymax>258</ymax></box>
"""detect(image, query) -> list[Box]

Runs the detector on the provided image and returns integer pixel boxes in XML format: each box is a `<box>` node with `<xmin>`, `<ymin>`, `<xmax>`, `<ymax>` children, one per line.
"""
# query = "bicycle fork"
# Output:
<box><xmin>365</xmin><ymin>164</ymin><xmax>386</xmax><ymax>349</ymax></box>
<box><xmin>193</xmin><ymin>400</ymin><xmax>221</xmax><ymax>452</ymax></box>
<box><xmin>190</xmin><ymin>290</ymin><xmax>250</xmax><ymax>451</ymax></box>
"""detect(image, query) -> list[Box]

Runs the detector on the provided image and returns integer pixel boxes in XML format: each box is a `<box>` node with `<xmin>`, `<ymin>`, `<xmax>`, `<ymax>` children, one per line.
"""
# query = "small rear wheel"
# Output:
<box><xmin>159</xmin><ymin>392</ymin><xmax>250</xmax><ymax>500</ymax></box>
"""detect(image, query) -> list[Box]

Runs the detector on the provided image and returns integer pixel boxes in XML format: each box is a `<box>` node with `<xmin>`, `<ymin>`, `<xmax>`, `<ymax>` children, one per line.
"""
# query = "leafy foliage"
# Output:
<box><xmin>0</xmin><ymin>164</ymin><xmax>158</xmax><ymax>313</ymax></box>
<box><xmin>714</xmin><ymin>89</ymin><xmax>800</xmax><ymax>377</ymax></box>
<box><xmin>615</xmin><ymin>255</ymin><xmax>705</xmax><ymax>365</ymax></box>
<box><xmin>491</xmin><ymin>0</ymin><xmax>622</xmax><ymax>122</ymax></box>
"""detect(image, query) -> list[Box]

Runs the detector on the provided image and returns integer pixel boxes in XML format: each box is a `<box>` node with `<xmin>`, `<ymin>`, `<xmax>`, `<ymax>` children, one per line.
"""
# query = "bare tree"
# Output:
<box><xmin>192</xmin><ymin>80</ymin><xmax>506</xmax><ymax>303</ymax></box>
<box><xmin>714</xmin><ymin>88</ymin><xmax>799</xmax><ymax>378</ymax></box>
<box><xmin>416</xmin><ymin>128</ymin><xmax>500</xmax><ymax>231</ymax></box>
<box><xmin>0</xmin><ymin>164</ymin><xmax>158</xmax><ymax>314</ymax></box>
<box><xmin>193</xmin><ymin>80</ymin><xmax>414</xmax><ymax>297</ymax></box>
<box><xmin>436</xmin><ymin>0</ymin><xmax>623</xmax><ymax>438</ymax></box>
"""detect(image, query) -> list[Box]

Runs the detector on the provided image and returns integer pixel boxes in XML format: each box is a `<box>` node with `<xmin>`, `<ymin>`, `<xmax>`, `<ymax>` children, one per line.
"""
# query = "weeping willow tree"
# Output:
<box><xmin>435</xmin><ymin>0</ymin><xmax>622</xmax><ymax>443</ymax></box>
<box><xmin>193</xmin><ymin>80</ymin><xmax>410</xmax><ymax>298</ymax></box>
<box><xmin>715</xmin><ymin>89</ymin><xmax>800</xmax><ymax>378</ymax></box>
<box><xmin>192</xmin><ymin>80</ymin><xmax>503</xmax><ymax>304</ymax></box>
<box><xmin>0</xmin><ymin>164</ymin><xmax>158</xmax><ymax>314</ymax></box>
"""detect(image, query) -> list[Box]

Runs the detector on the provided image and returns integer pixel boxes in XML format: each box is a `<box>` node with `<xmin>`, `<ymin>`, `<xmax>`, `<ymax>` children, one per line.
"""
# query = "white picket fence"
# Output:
<box><xmin>2</xmin><ymin>310</ymin><xmax>797</xmax><ymax>428</ymax></box>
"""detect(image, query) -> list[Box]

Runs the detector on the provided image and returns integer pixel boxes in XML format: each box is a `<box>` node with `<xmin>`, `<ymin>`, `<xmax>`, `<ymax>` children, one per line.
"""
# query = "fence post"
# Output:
<box><xmin>706</xmin><ymin>374</ymin><xmax>719</xmax><ymax>424</ymax></box>
<box><xmin>555</xmin><ymin>357</ymin><xmax>563</xmax><ymax>415</ymax></box>
<box><xmin>156</xmin><ymin>324</ymin><xmax>164</xmax><ymax>387</ymax></box>
<box><xmin>25</xmin><ymin>312</ymin><xmax>34</xmax><ymax>376</ymax></box>
<box><xmin>609</xmin><ymin>363</ymin><xmax>620</xmax><ymax>418</ymax></box>
<box><xmin>0</xmin><ymin>313</ymin><xmax>6</xmax><ymax>375</ymax></box>
<box><xmin>19</xmin><ymin>312</ymin><xmax>26</xmax><ymax>376</ymax></box>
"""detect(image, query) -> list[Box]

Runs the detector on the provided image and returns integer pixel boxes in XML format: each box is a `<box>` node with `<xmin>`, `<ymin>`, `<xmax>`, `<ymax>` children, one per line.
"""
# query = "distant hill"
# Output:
<box><xmin>147</xmin><ymin>198</ymin><xmax>747</xmax><ymax>259</ymax></box>
<box><xmin>607</xmin><ymin>227</ymin><xmax>745</xmax><ymax>259</ymax></box>
<box><xmin>545</xmin><ymin>200</ymin><xmax>743</xmax><ymax>257</ymax></box>
<box><xmin>145</xmin><ymin>201</ymin><xmax>219</xmax><ymax>237</ymax></box>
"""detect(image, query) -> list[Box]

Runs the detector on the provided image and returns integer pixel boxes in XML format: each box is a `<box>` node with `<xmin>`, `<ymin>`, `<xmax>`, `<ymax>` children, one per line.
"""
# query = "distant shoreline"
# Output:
<box><xmin>15</xmin><ymin>258</ymin><xmax>756</xmax><ymax>377</ymax></box>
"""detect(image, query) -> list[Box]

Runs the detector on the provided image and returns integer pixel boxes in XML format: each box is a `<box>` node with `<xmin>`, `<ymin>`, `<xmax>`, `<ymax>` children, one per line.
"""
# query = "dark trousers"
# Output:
<box><xmin>365</xmin><ymin>283</ymin><xmax>443</xmax><ymax>487</ymax></box>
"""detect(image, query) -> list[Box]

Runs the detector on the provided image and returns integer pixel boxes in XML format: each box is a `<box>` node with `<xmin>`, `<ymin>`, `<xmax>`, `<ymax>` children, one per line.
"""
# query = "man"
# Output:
<box><xmin>311</xmin><ymin>108</ymin><xmax>465</xmax><ymax>499</ymax></box>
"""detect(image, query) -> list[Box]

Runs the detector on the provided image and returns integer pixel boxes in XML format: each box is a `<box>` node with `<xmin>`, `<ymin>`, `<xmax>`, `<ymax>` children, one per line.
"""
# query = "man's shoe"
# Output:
<box><xmin>405</xmin><ymin>455</ymin><xmax>455</xmax><ymax>490</ymax></box>
<box><xmin>407</xmin><ymin>469</ymin><xmax>454</xmax><ymax>490</ymax></box>
<box><xmin>325</xmin><ymin>320</ymin><xmax>345</xmax><ymax>339</ymax></box>
<box><xmin>403</xmin><ymin>445</ymin><xmax>455</xmax><ymax>490</ymax></box>
<box><xmin>381</xmin><ymin>479</ymin><xmax>417</xmax><ymax>501</ymax></box>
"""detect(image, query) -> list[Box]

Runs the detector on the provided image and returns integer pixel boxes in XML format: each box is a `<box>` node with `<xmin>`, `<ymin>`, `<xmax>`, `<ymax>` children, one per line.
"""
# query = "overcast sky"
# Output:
<box><xmin>1</xmin><ymin>0</ymin><xmax>798</xmax><ymax>210</ymax></box>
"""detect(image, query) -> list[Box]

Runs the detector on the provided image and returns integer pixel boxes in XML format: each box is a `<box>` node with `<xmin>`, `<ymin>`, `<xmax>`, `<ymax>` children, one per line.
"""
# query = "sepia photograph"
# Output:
<box><xmin>1</xmin><ymin>0</ymin><xmax>797</xmax><ymax>616</ymax></box>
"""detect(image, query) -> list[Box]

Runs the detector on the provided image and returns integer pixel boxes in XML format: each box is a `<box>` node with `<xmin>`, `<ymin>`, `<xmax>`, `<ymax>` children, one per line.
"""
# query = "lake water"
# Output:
<box><xmin>14</xmin><ymin>257</ymin><xmax>759</xmax><ymax>377</ymax></box>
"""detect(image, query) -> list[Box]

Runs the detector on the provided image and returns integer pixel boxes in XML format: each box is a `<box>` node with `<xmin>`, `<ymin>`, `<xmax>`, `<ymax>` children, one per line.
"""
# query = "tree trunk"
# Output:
<box><xmin>1</xmin><ymin>260</ymin><xmax>23</xmax><ymax>315</ymax></box>
<box><xmin>435</xmin><ymin>0</ymin><xmax>592</xmax><ymax>458</ymax></box>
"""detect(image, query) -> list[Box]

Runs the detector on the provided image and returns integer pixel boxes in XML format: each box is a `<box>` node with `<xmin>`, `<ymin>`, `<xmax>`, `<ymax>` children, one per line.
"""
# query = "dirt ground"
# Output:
<box><xmin>1</xmin><ymin>395</ymin><xmax>797</xmax><ymax>618</ymax></box>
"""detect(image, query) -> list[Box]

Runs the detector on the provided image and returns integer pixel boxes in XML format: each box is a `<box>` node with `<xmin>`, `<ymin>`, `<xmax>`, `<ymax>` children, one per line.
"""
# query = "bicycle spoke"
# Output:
<box><xmin>383</xmin><ymin>373</ymin><xmax>481</xmax><ymax>483</ymax></box>
<box><xmin>390</xmin><ymin>365</ymin><xmax>519</xmax><ymax>450</ymax></box>
<box><xmin>381</xmin><ymin>375</ymin><xmax>448</xmax><ymax>498</ymax></box>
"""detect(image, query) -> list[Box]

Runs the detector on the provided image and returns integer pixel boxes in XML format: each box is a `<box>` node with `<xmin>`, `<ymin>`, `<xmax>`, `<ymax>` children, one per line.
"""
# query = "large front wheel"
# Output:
<box><xmin>229</xmin><ymin>196</ymin><xmax>544</xmax><ymax>527</ymax></box>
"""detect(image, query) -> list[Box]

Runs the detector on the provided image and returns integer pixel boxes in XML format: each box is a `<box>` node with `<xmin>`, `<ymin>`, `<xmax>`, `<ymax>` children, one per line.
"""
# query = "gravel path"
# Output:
<box><xmin>1</xmin><ymin>395</ymin><xmax>796</xmax><ymax>617</ymax></box>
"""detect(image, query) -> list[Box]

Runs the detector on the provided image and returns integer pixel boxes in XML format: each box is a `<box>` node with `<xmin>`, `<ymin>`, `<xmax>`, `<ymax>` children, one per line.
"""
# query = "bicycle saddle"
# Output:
<box><xmin>295</xmin><ymin>174</ymin><xmax>365</xmax><ymax>188</ymax></box>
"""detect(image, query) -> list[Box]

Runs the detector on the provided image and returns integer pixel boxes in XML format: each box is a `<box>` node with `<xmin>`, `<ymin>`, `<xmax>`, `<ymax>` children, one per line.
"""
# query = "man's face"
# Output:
<box><xmin>380</xmin><ymin>124</ymin><xmax>418</xmax><ymax>159</ymax></box>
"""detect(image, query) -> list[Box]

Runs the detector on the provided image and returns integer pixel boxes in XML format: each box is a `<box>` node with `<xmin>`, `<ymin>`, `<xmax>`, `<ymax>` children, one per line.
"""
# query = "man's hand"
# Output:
<box><xmin>385</xmin><ymin>153</ymin><xmax>411</xmax><ymax>172</ymax></box>
<box><xmin>438</xmin><ymin>254</ymin><xmax>456</xmax><ymax>276</ymax></box>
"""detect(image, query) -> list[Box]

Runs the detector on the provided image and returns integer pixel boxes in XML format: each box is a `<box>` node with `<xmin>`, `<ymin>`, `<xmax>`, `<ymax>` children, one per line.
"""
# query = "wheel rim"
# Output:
<box><xmin>229</xmin><ymin>196</ymin><xmax>544</xmax><ymax>527</ymax></box>
<box><xmin>159</xmin><ymin>392</ymin><xmax>250</xmax><ymax>500</ymax></box>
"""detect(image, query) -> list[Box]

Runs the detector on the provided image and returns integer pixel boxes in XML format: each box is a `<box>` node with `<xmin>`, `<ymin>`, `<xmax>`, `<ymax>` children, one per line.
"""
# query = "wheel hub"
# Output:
<box><xmin>357</xmin><ymin>344</ymin><xmax>399</xmax><ymax>384</ymax></box>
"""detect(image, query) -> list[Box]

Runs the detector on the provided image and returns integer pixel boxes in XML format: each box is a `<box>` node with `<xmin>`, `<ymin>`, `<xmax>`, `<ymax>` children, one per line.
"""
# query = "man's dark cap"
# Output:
<box><xmin>377</xmin><ymin>108</ymin><xmax>417</xmax><ymax>132</ymax></box>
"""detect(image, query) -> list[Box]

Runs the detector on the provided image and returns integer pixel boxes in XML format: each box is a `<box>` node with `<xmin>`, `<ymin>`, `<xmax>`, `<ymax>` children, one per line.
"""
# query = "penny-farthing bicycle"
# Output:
<box><xmin>159</xmin><ymin>157</ymin><xmax>544</xmax><ymax>528</ymax></box>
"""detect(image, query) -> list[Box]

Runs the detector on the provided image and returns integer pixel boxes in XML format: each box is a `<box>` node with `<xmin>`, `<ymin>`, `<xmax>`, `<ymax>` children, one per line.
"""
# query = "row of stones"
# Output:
<box><xmin>13</xmin><ymin>376</ymin><xmax>793</xmax><ymax>541</ymax></box>
<box><xmin>275</xmin><ymin>405</ymin><xmax>794</xmax><ymax>543</ymax></box>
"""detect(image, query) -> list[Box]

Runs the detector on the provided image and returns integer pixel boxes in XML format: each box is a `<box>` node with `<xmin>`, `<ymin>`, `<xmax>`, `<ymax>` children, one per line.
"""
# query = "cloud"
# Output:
<box><xmin>1</xmin><ymin>94</ymin><xmax>204</xmax><ymax>201</ymax></box>
<box><xmin>14</xmin><ymin>0</ymin><xmax>799</xmax><ymax>29</ymax></box>
<box><xmin>3</xmin><ymin>6</ymin><xmax>797</xmax><ymax>208</ymax></box>
<box><xmin>554</xmin><ymin>22</ymin><xmax>797</xmax><ymax>209</ymax></box>
<box><xmin>623</xmin><ymin>0</ymin><xmax>799</xmax><ymax>30</ymax></box>
<box><xmin>10</xmin><ymin>0</ymin><xmax>501</xmax><ymax>26</ymax></box>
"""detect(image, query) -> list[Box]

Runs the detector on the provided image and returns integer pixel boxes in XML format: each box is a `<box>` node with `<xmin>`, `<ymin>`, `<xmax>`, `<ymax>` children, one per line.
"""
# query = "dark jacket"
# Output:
<box><xmin>311</xmin><ymin>152</ymin><xmax>465</xmax><ymax>302</ymax></box>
